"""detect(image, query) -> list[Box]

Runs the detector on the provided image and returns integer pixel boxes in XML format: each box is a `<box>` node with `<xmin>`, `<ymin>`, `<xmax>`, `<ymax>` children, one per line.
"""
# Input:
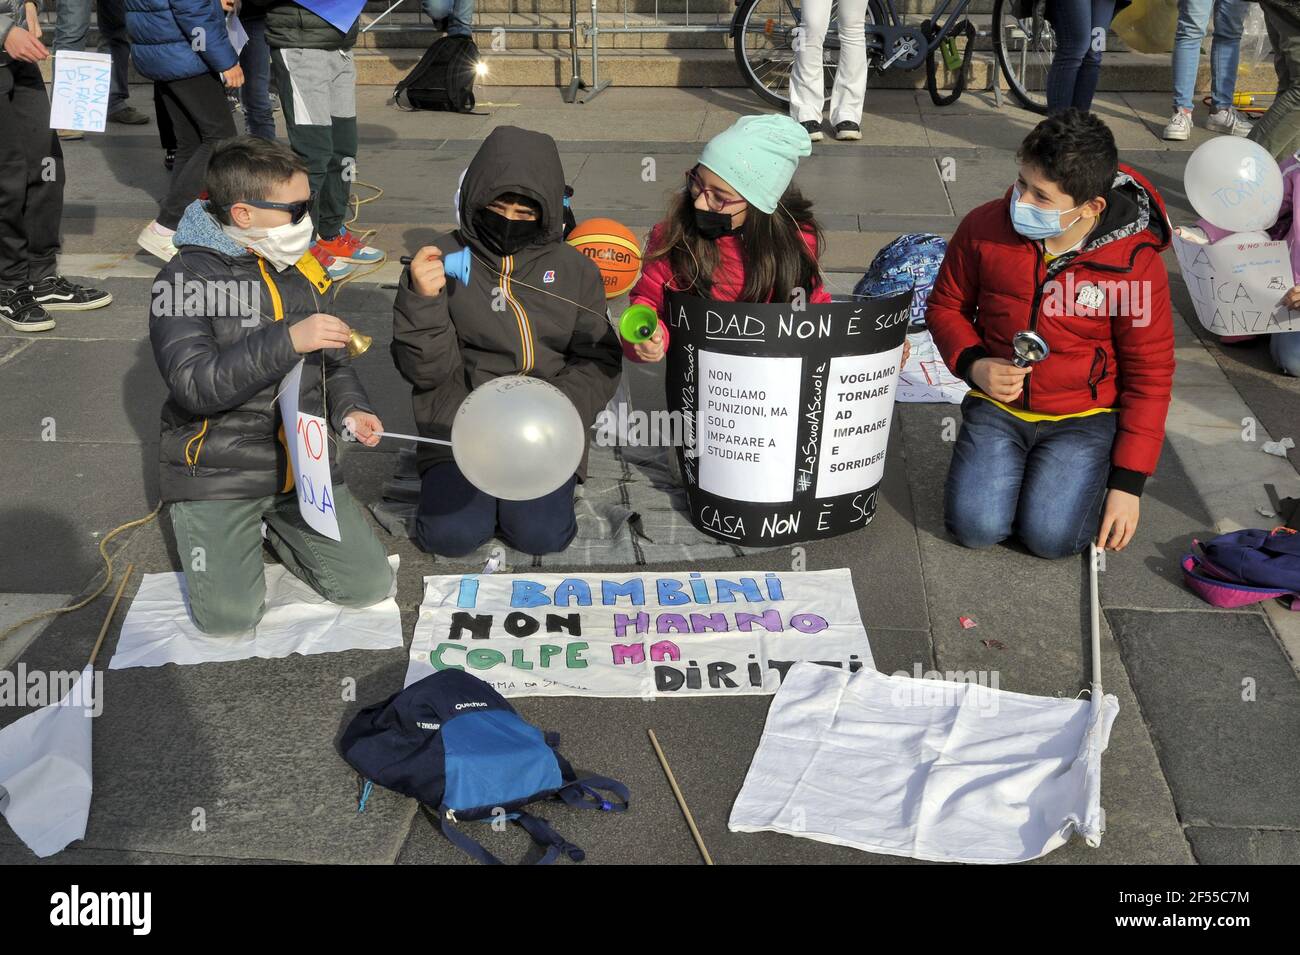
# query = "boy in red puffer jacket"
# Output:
<box><xmin>926</xmin><ymin>109</ymin><xmax>1175</xmax><ymax>559</ymax></box>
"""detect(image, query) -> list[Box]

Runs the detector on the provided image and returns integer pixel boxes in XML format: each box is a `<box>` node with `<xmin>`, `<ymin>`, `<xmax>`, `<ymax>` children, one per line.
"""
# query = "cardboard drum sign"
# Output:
<box><xmin>665</xmin><ymin>291</ymin><xmax>912</xmax><ymax>546</ymax></box>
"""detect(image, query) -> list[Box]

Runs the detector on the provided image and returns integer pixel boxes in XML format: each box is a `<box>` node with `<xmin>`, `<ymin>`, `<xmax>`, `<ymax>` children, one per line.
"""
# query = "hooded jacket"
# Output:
<box><xmin>149</xmin><ymin>199</ymin><xmax>373</xmax><ymax>503</ymax></box>
<box><xmin>125</xmin><ymin>0</ymin><xmax>238</xmax><ymax>82</ymax></box>
<box><xmin>925</xmin><ymin>163</ymin><xmax>1176</xmax><ymax>494</ymax></box>
<box><xmin>391</xmin><ymin>126</ymin><xmax>623</xmax><ymax>483</ymax></box>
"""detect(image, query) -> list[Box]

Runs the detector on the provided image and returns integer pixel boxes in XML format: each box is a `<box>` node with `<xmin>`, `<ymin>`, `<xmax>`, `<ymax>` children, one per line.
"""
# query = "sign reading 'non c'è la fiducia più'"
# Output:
<box><xmin>664</xmin><ymin>291</ymin><xmax>911</xmax><ymax>546</ymax></box>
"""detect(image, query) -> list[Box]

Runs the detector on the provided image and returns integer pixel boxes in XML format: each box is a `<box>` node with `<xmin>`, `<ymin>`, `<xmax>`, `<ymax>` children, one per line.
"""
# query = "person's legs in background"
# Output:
<box><xmin>943</xmin><ymin>397</ymin><xmax>1031</xmax><ymax>549</ymax></box>
<box><xmin>140</xmin><ymin>74</ymin><xmax>237</xmax><ymax>260</ymax></box>
<box><xmin>52</xmin><ymin>0</ymin><xmax>90</xmax><ymax>52</ymax></box>
<box><xmin>96</xmin><ymin>0</ymin><xmax>148</xmax><ymax>124</ymax></box>
<box><xmin>828</xmin><ymin>0</ymin><xmax>869</xmax><ymax>140</ymax></box>
<box><xmin>1165</xmin><ymin>0</ymin><xmax>1212</xmax><ymax>139</ymax></box>
<box><xmin>1249</xmin><ymin>0</ymin><xmax>1300</xmax><ymax>160</ymax></box>
<box><xmin>787</xmin><ymin>0</ymin><xmax>832</xmax><ymax>138</ymax></box>
<box><xmin>1271</xmin><ymin>330</ymin><xmax>1300</xmax><ymax>375</ymax></box>
<box><xmin>1069</xmin><ymin>0</ymin><xmax>1117</xmax><ymax>111</ymax></box>
<box><xmin>239</xmin><ymin>16</ymin><xmax>276</xmax><ymax>140</ymax></box>
<box><xmin>422</xmin><ymin>0</ymin><xmax>474</xmax><ymax>36</ymax></box>
<box><xmin>311</xmin><ymin>49</ymin><xmax>382</xmax><ymax>266</ymax></box>
<box><xmin>155</xmin><ymin>82</ymin><xmax>177</xmax><ymax>170</ymax></box>
<box><xmin>1206</xmin><ymin>0</ymin><xmax>1251</xmax><ymax>134</ymax></box>
<box><xmin>1045</xmin><ymin>0</ymin><xmax>1093</xmax><ymax>113</ymax></box>
<box><xmin>1014</xmin><ymin>413</ymin><xmax>1116</xmax><ymax>560</ymax></box>
<box><xmin>497</xmin><ymin>476</ymin><xmax>580</xmax><ymax>556</ymax></box>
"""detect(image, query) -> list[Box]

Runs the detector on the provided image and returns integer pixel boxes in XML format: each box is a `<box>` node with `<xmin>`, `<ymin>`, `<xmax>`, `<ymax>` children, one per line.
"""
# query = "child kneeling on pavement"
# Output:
<box><xmin>149</xmin><ymin>136</ymin><xmax>393</xmax><ymax>635</ymax></box>
<box><xmin>925</xmin><ymin>109</ymin><xmax>1176</xmax><ymax>558</ymax></box>
<box><xmin>392</xmin><ymin>126</ymin><xmax>622</xmax><ymax>558</ymax></box>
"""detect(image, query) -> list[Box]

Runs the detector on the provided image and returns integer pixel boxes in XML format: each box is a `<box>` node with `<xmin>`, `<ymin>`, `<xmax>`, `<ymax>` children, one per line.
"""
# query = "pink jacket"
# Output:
<box><xmin>623</xmin><ymin>222</ymin><xmax>830</xmax><ymax>361</ymax></box>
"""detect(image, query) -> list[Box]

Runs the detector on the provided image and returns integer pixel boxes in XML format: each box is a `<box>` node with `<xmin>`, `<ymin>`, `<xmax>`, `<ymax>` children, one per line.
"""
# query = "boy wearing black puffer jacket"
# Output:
<box><xmin>149</xmin><ymin>136</ymin><xmax>393</xmax><ymax>635</ymax></box>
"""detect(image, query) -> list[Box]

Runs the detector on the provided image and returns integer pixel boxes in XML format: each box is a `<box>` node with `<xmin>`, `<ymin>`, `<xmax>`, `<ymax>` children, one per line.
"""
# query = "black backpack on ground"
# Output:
<box><xmin>395</xmin><ymin>35</ymin><xmax>479</xmax><ymax>113</ymax></box>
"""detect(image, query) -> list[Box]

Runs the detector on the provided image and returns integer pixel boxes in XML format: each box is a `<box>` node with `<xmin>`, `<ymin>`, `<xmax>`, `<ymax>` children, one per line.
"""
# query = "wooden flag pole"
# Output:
<box><xmin>648</xmin><ymin>728</ymin><xmax>714</xmax><ymax>865</ymax></box>
<box><xmin>87</xmin><ymin>564</ymin><xmax>134</xmax><ymax>669</ymax></box>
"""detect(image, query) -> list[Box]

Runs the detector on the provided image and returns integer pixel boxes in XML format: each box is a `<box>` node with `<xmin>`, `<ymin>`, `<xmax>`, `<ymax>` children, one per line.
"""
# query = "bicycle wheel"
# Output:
<box><xmin>733</xmin><ymin>0</ymin><xmax>884</xmax><ymax>111</ymax></box>
<box><xmin>991</xmin><ymin>0</ymin><xmax>1054</xmax><ymax>114</ymax></box>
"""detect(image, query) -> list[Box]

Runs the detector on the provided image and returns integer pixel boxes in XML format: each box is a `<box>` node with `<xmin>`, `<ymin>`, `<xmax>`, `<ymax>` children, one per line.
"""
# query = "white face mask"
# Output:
<box><xmin>223</xmin><ymin>215</ymin><xmax>315</xmax><ymax>271</ymax></box>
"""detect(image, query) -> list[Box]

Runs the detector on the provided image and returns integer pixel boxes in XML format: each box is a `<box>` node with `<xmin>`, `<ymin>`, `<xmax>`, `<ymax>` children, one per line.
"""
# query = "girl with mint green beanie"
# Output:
<box><xmin>623</xmin><ymin>114</ymin><xmax>828</xmax><ymax>365</ymax></box>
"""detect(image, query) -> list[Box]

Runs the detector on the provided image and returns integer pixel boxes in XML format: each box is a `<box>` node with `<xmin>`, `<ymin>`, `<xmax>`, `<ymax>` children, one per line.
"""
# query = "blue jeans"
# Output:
<box><xmin>56</xmin><ymin>0</ymin><xmax>129</xmax><ymax>111</ymax></box>
<box><xmin>239</xmin><ymin>17</ymin><xmax>276</xmax><ymax>140</ymax></box>
<box><xmin>944</xmin><ymin>396</ymin><xmax>1117</xmax><ymax>559</ymax></box>
<box><xmin>1046</xmin><ymin>0</ymin><xmax>1118</xmax><ymax>114</ymax></box>
<box><xmin>1272</xmin><ymin>331</ymin><xmax>1300</xmax><ymax>375</ymax></box>
<box><xmin>421</xmin><ymin>0</ymin><xmax>474</xmax><ymax>36</ymax></box>
<box><xmin>1173</xmin><ymin>0</ymin><xmax>1247</xmax><ymax>111</ymax></box>
<box><xmin>415</xmin><ymin>460</ymin><xmax>578</xmax><ymax>557</ymax></box>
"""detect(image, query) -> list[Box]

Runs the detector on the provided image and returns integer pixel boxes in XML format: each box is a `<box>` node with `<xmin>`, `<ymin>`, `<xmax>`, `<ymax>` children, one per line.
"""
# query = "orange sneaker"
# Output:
<box><xmin>315</xmin><ymin>228</ymin><xmax>383</xmax><ymax>264</ymax></box>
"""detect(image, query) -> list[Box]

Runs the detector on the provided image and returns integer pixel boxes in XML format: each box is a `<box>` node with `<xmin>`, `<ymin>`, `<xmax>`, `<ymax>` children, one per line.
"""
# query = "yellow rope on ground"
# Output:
<box><xmin>0</xmin><ymin>504</ymin><xmax>162</xmax><ymax>644</ymax></box>
<box><xmin>332</xmin><ymin>179</ymin><xmax>388</xmax><ymax>288</ymax></box>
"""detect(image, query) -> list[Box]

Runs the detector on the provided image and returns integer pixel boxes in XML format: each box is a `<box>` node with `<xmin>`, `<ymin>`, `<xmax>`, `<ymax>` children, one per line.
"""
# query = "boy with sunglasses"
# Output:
<box><xmin>148</xmin><ymin>136</ymin><xmax>393</xmax><ymax>635</ymax></box>
<box><xmin>925</xmin><ymin>109</ymin><xmax>1175</xmax><ymax>559</ymax></box>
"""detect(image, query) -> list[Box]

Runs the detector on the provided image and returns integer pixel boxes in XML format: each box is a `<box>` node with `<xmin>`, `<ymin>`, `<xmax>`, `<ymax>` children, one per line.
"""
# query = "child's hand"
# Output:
<box><xmin>290</xmin><ymin>312</ymin><xmax>352</xmax><ymax>353</ymax></box>
<box><xmin>409</xmin><ymin>246</ymin><xmax>446</xmax><ymax>298</ymax></box>
<box><xmin>1283</xmin><ymin>285</ymin><xmax>1300</xmax><ymax>310</ymax></box>
<box><xmin>1097</xmin><ymin>489</ymin><xmax>1139</xmax><ymax>551</ymax></box>
<box><xmin>343</xmin><ymin>412</ymin><xmax>384</xmax><ymax>447</ymax></box>
<box><xmin>632</xmin><ymin>325</ymin><xmax>666</xmax><ymax>363</ymax></box>
<box><xmin>971</xmin><ymin>357</ymin><xmax>1032</xmax><ymax>402</ymax></box>
<box><xmin>900</xmin><ymin>338</ymin><xmax>911</xmax><ymax>368</ymax></box>
<box><xmin>3</xmin><ymin>26</ymin><xmax>48</xmax><ymax>61</ymax></box>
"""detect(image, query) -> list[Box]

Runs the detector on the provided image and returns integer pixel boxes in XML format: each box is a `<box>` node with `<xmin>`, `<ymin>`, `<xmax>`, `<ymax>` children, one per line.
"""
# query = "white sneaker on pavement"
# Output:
<box><xmin>1162</xmin><ymin>109</ymin><xmax>1193</xmax><ymax>141</ymax></box>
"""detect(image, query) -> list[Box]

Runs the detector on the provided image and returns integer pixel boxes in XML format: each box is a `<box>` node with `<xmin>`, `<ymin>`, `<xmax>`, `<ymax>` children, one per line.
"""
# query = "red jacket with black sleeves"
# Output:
<box><xmin>924</xmin><ymin>163</ymin><xmax>1176</xmax><ymax>496</ymax></box>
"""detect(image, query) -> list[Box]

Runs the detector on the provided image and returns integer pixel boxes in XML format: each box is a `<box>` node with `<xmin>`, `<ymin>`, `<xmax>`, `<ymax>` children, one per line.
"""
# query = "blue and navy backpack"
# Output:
<box><xmin>340</xmin><ymin>670</ymin><xmax>628</xmax><ymax>864</ymax></box>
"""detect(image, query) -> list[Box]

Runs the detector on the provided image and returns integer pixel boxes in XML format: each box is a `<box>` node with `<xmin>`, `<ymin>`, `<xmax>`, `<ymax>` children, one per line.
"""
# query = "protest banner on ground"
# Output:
<box><xmin>663</xmin><ymin>291</ymin><xmax>912</xmax><ymax>546</ymax></box>
<box><xmin>1172</xmin><ymin>231</ymin><xmax>1300</xmax><ymax>335</ymax></box>
<box><xmin>404</xmin><ymin>569</ymin><xmax>874</xmax><ymax>697</ymax></box>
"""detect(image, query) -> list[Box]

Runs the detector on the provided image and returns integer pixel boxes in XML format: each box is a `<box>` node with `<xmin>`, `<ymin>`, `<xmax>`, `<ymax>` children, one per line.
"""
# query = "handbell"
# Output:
<box><xmin>346</xmin><ymin>328</ymin><xmax>373</xmax><ymax>358</ymax></box>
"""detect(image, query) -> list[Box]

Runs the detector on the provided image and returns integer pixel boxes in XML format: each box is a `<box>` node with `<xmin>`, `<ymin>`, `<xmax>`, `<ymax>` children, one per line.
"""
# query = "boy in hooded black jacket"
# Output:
<box><xmin>392</xmin><ymin>126</ymin><xmax>622</xmax><ymax>556</ymax></box>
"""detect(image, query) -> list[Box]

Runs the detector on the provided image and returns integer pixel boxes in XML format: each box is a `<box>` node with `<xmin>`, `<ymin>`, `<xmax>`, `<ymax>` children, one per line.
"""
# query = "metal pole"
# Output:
<box><xmin>583</xmin><ymin>0</ymin><xmax>612</xmax><ymax>101</ymax></box>
<box><xmin>564</xmin><ymin>0</ymin><xmax>584</xmax><ymax>102</ymax></box>
<box><xmin>362</xmin><ymin>0</ymin><xmax>409</xmax><ymax>33</ymax></box>
<box><xmin>1089</xmin><ymin>542</ymin><xmax>1103</xmax><ymax>695</ymax></box>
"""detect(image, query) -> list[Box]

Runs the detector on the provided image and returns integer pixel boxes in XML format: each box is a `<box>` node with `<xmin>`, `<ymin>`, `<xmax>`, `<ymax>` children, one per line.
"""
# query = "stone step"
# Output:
<box><xmin>360</xmin><ymin>0</ymin><xmax>1000</xmax><ymax>14</ymax></box>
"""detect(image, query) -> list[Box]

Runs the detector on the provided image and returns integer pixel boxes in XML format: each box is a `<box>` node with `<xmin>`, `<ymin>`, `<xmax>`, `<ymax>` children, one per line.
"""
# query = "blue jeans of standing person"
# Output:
<box><xmin>421</xmin><ymin>0</ymin><xmax>474</xmax><ymax>36</ymax></box>
<box><xmin>944</xmin><ymin>396</ymin><xmax>1117</xmax><ymax>559</ymax></box>
<box><xmin>1045</xmin><ymin>0</ymin><xmax>1118</xmax><ymax>113</ymax></box>
<box><xmin>239</xmin><ymin>17</ymin><xmax>276</xmax><ymax>140</ymax></box>
<box><xmin>1273</xmin><ymin>331</ymin><xmax>1300</xmax><ymax>375</ymax></box>
<box><xmin>1172</xmin><ymin>0</ymin><xmax>1247</xmax><ymax>111</ymax></box>
<box><xmin>415</xmin><ymin>460</ymin><xmax>578</xmax><ymax>557</ymax></box>
<box><xmin>54</xmin><ymin>0</ymin><xmax>129</xmax><ymax>112</ymax></box>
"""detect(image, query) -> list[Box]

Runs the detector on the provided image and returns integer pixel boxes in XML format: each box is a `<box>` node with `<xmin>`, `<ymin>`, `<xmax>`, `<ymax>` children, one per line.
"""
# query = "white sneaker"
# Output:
<box><xmin>137</xmin><ymin>221</ymin><xmax>178</xmax><ymax>262</ymax></box>
<box><xmin>1206</xmin><ymin>107</ymin><xmax>1252</xmax><ymax>137</ymax></box>
<box><xmin>1162</xmin><ymin>109</ymin><xmax>1193</xmax><ymax>141</ymax></box>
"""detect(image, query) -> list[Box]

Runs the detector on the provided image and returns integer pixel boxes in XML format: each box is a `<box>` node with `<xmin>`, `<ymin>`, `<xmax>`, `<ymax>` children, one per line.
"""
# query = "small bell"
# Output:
<box><xmin>346</xmin><ymin>329</ymin><xmax>373</xmax><ymax>359</ymax></box>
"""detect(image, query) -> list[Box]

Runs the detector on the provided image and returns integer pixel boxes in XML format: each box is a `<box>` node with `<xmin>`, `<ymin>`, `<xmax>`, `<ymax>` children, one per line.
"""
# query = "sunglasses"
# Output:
<box><xmin>226</xmin><ymin>193</ymin><xmax>316</xmax><ymax>224</ymax></box>
<box><xmin>685</xmin><ymin>168</ymin><xmax>747</xmax><ymax>212</ymax></box>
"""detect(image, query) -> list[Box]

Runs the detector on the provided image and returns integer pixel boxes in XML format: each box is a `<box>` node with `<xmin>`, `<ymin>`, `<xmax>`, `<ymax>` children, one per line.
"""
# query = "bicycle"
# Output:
<box><xmin>730</xmin><ymin>0</ymin><xmax>1056</xmax><ymax>113</ymax></box>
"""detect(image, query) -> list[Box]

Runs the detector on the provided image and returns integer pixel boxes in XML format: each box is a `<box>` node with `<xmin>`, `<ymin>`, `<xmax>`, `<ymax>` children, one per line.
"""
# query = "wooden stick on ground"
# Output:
<box><xmin>647</xmin><ymin>728</ymin><xmax>714</xmax><ymax>865</ymax></box>
<box><xmin>87</xmin><ymin>563</ymin><xmax>134</xmax><ymax>669</ymax></box>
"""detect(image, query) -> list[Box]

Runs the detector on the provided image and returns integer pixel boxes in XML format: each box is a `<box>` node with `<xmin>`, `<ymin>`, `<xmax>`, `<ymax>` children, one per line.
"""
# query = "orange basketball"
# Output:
<box><xmin>567</xmin><ymin>218</ymin><xmax>642</xmax><ymax>299</ymax></box>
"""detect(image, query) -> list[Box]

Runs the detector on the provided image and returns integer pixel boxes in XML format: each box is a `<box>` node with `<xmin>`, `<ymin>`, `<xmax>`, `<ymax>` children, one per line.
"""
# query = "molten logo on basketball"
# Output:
<box><xmin>566</xmin><ymin>217</ymin><xmax>644</xmax><ymax>299</ymax></box>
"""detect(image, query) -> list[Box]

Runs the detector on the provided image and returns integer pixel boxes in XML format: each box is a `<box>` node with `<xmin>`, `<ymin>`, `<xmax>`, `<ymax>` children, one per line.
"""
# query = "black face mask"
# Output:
<box><xmin>474</xmin><ymin>208</ymin><xmax>542</xmax><ymax>256</ymax></box>
<box><xmin>694</xmin><ymin>207</ymin><xmax>741</xmax><ymax>241</ymax></box>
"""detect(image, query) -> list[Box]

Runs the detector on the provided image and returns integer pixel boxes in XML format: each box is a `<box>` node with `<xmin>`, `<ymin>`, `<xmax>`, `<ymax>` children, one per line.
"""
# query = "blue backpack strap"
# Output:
<box><xmin>560</xmin><ymin>775</ymin><xmax>630</xmax><ymax>813</ymax></box>
<box><xmin>435</xmin><ymin>806</ymin><xmax>581</xmax><ymax>865</ymax></box>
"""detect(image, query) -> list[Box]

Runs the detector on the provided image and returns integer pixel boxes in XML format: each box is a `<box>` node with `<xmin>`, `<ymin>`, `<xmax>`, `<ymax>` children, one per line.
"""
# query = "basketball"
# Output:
<box><xmin>566</xmin><ymin>218</ymin><xmax>642</xmax><ymax>299</ymax></box>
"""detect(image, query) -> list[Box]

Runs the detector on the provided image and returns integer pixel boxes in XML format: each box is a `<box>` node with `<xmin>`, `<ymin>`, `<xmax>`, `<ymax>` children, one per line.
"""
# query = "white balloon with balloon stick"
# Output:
<box><xmin>1183</xmin><ymin>137</ymin><xmax>1283</xmax><ymax>233</ymax></box>
<box><xmin>452</xmin><ymin>376</ymin><xmax>585</xmax><ymax>501</ymax></box>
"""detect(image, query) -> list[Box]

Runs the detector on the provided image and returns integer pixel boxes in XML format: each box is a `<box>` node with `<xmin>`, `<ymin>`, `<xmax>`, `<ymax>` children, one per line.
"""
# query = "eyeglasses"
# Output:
<box><xmin>685</xmin><ymin>168</ymin><xmax>747</xmax><ymax>212</ymax></box>
<box><xmin>225</xmin><ymin>193</ymin><xmax>316</xmax><ymax>224</ymax></box>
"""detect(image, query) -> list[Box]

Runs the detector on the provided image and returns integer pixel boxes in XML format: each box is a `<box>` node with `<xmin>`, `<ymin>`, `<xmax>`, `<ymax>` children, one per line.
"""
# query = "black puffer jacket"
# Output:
<box><xmin>149</xmin><ymin>200</ymin><xmax>373</xmax><ymax>503</ymax></box>
<box><xmin>243</xmin><ymin>0</ymin><xmax>358</xmax><ymax>50</ymax></box>
<box><xmin>391</xmin><ymin>126</ymin><xmax>622</xmax><ymax>481</ymax></box>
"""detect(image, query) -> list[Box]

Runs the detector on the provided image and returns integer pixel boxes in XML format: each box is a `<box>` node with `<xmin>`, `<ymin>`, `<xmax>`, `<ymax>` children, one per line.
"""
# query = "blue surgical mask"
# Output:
<box><xmin>1010</xmin><ymin>184</ymin><xmax>1083</xmax><ymax>240</ymax></box>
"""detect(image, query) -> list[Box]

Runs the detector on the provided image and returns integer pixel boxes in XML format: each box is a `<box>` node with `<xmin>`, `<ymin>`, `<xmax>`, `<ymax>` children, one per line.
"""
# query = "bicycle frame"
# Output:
<box><xmin>865</xmin><ymin>0</ymin><xmax>972</xmax><ymax>71</ymax></box>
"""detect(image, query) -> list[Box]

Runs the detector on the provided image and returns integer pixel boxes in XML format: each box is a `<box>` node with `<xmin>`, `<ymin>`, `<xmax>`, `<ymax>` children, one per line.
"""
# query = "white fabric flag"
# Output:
<box><xmin>0</xmin><ymin>665</ymin><xmax>95</xmax><ymax>858</ymax></box>
<box><xmin>109</xmin><ymin>556</ymin><xmax>402</xmax><ymax>669</ymax></box>
<box><xmin>729</xmin><ymin>661</ymin><xmax>1120</xmax><ymax>864</ymax></box>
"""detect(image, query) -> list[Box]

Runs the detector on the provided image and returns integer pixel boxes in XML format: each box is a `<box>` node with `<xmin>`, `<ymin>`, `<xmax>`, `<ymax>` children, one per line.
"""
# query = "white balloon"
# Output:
<box><xmin>451</xmin><ymin>376</ymin><xmax>586</xmax><ymax>501</ymax></box>
<box><xmin>1184</xmin><ymin>137</ymin><xmax>1283</xmax><ymax>233</ymax></box>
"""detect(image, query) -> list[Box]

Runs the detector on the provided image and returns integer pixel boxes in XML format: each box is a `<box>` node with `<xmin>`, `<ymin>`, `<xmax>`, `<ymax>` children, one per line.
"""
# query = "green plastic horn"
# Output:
<box><xmin>618</xmin><ymin>303</ymin><xmax>659</xmax><ymax>344</ymax></box>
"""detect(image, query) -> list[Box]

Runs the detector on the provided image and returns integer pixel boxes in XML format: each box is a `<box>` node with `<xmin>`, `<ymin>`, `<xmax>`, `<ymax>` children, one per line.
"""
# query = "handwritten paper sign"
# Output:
<box><xmin>49</xmin><ymin>51</ymin><xmax>112</xmax><ymax>133</ymax></box>
<box><xmin>1172</xmin><ymin>231</ymin><xmax>1300</xmax><ymax>335</ymax></box>
<box><xmin>663</xmin><ymin>291</ymin><xmax>912</xmax><ymax>546</ymax></box>
<box><xmin>278</xmin><ymin>360</ymin><xmax>341</xmax><ymax>541</ymax></box>
<box><xmin>405</xmin><ymin>569</ymin><xmax>874</xmax><ymax>698</ymax></box>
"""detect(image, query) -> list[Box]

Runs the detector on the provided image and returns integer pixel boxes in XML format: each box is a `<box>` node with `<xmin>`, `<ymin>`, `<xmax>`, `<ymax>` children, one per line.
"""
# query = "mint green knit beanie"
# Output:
<box><xmin>697</xmin><ymin>114</ymin><xmax>813</xmax><ymax>214</ymax></box>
